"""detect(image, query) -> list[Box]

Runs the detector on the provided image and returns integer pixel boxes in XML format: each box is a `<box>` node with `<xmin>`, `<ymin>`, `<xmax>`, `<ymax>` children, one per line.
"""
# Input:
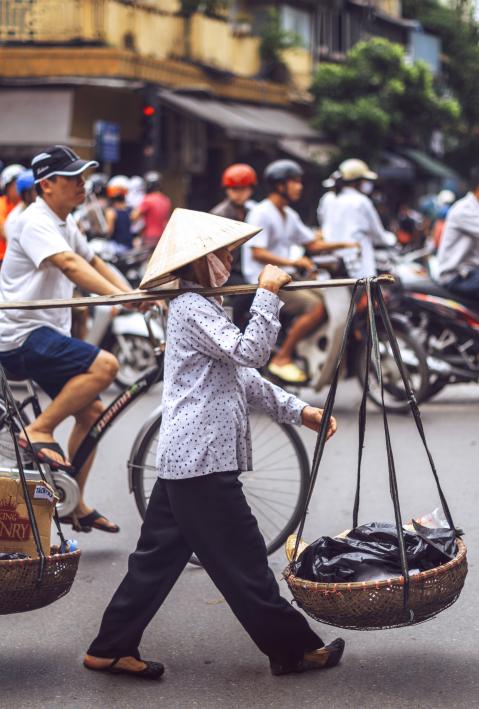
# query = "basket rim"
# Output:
<box><xmin>285</xmin><ymin>537</ymin><xmax>466</xmax><ymax>592</ymax></box>
<box><xmin>0</xmin><ymin>548</ymin><xmax>81</xmax><ymax>568</ymax></box>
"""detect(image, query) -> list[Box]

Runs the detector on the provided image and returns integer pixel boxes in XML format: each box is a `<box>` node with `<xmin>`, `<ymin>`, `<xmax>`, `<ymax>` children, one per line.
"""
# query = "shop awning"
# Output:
<box><xmin>399</xmin><ymin>148</ymin><xmax>459</xmax><ymax>180</ymax></box>
<box><xmin>278</xmin><ymin>138</ymin><xmax>336</xmax><ymax>166</ymax></box>
<box><xmin>0</xmin><ymin>88</ymin><xmax>90</xmax><ymax>149</ymax></box>
<box><xmin>377</xmin><ymin>151</ymin><xmax>416</xmax><ymax>181</ymax></box>
<box><xmin>157</xmin><ymin>88</ymin><xmax>320</xmax><ymax>143</ymax></box>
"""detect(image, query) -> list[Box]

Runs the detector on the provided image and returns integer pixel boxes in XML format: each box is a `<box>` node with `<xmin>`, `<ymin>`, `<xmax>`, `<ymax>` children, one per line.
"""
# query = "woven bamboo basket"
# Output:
<box><xmin>0</xmin><ymin>547</ymin><xmax>81</xmax><ymax>615</ymax></box>
<box><xmin>284</xmin><ymin>538</ymin><xmax>467</xmax><ymax>630</ymax></box>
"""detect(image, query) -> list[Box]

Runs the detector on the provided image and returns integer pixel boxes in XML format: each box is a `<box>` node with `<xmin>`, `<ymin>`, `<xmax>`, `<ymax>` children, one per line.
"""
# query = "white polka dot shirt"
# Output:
<box><xmin>156</xmin><ymin>286</ymin><xmax>308</xmax><ymax>478</ymax></box>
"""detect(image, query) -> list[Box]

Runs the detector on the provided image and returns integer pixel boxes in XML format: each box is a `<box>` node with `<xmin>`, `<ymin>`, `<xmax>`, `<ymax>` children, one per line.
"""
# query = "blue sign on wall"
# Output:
<box><xmin>95</xmin><ymin>121</ymin><xmax>120</xmax><ymax>162</ymax></box>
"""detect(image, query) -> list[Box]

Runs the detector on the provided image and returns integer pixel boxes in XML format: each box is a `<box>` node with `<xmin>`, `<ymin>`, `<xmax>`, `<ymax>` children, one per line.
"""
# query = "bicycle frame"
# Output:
<box><xmin>71</xmin><ymin>308</ymin><xmax>165</xmax><ymax>475</ymax></box>
<box><xmin>70</xmin><ymin>360</ymin><xmax>163</xmax><ymax>476</ymax></box>
<box><xmin>1</xmin><ymin>310</ymin><xmax>165</xmax><ymax>478</ymax></box>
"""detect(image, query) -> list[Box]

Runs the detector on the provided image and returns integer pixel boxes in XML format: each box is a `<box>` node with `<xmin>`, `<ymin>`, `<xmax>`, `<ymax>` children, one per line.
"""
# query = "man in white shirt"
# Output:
<box><xmin>437</xmin><ymin>166</ymin><xmax>479</xmax><ymax>299</ymax></box>
<box><xmin>0</xmin><ymin>145</ymin><xmax>139</xmax><ymax>533</ymax></box>
<box><xmin>317</xmin><ymin>171</ymin><xmax>340</xmax><ymax>229</ymax></box>
<box><xmin>244</xmin><ymin>160</ymin><xmax>349</xmax><ymax>384</ymax></box>
<box><xmin>322</xmin><ymin>159</ymin><xmax>395</xmax><ymax>277</ymax></box>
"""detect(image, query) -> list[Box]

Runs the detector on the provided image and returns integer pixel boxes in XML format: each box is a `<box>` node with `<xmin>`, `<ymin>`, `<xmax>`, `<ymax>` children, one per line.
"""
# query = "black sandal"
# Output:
<box><xmin>84</xmin><ymin>657</ymin><xmax>164</xmax><ymax>680</ymax></box>
<box><xmin>18</xmin><ymin>438</ymin><xmax>74</xmax><ymax>472</ymax></box>
<box><xmin>61</xmin><ymin>509</ymin><xmax>120</xmax><ymax>534</ymax></box>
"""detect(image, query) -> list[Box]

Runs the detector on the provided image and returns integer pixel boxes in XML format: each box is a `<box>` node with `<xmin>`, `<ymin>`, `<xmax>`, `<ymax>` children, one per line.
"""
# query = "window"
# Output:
<box><xmin>281</xmin><ymin>4</ymin><xmax>312</xmax><ymax>50</ymax></box>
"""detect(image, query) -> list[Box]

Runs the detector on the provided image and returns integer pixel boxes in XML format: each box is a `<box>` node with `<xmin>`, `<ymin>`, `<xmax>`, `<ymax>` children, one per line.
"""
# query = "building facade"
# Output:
<box><xmin>0</xmin><ymin>0</ymin><xmax>441</xmax><ymax>211</ymax></box>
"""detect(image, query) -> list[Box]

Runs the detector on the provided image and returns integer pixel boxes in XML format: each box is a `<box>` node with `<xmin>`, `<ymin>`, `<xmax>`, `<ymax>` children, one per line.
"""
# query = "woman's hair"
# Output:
<box><xmin>173</xmin><ymin>263</ymin><xmax>195</xmax><ymax>280</ymax></box>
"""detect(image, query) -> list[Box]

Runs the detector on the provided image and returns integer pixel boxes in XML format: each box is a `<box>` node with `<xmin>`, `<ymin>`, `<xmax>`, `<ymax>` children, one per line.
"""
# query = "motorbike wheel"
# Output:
<box><xmin>111</xmin><ymin>334</ymin><xmax>156</xmax><ymax>389</ymax></box>
<box><xmin>356</xmin><ymin>326</ymin><xmax>430</xmax><ymax>414</ymax></box>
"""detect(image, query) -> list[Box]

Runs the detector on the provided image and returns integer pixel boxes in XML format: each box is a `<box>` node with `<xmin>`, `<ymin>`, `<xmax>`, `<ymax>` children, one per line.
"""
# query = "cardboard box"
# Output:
<box><xmin>0</xmin><ymin>477</ymin><xmax>55</xmax><ymax>557</ymax></box>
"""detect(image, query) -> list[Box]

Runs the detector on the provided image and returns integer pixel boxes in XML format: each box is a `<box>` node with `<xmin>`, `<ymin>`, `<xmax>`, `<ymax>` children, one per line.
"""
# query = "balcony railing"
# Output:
<box><xmin>0</xmin><ymin>0</ymin><xmax>264</xmax><ymax>78</ymax></box>
<box><xmin>0</xmin><ymin>0</ymin><xmax>106</xmax><ymax>44</ymax></box>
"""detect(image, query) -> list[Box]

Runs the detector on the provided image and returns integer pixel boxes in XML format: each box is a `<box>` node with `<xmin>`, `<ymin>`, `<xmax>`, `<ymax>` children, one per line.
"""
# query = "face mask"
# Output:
<box><xmin>361</xmin><ymin>180</ymin><xmax>374</xmax><ymax>195</ymax></box>
<box><xmin>206</xmin><ymin>252</ymin><xmax>230</xmax><ymax>288</ymax></box>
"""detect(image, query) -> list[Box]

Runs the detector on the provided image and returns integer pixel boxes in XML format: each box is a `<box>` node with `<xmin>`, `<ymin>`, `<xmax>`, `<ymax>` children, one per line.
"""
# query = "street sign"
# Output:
<box><xmin>94</xmin><ymin>121</ymin><xmax>120</xmax><ymax>163</ymax></box>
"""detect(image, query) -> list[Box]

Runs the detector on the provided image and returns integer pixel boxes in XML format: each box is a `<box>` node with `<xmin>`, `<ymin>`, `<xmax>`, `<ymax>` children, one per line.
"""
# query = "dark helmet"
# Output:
<box><xmin>144</xmin><ymin>170</ymin><xmax>162</xmax><ymax>193</ymax></box>
<box><xmin>264</xmin><ymin>159</ymin><xmax>303</xmax><ymax>191</ymax></box>
<box><xmin>87</xmin><ymin>173</ymin><xmax>108</xmax><ymax>196</ymax></box>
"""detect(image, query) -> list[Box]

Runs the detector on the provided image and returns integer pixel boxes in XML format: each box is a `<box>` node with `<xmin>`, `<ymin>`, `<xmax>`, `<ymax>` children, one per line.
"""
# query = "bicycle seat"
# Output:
<box><xmin>406</xmin><ymin>279</ymin><xmax>479</xmax><ymax>314</ymax></box>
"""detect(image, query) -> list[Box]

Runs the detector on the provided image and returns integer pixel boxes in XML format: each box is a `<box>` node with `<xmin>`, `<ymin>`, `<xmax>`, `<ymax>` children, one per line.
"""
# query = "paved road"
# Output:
<box><xmin>1</xmin><ymin>380</ymin><xmax>478</xmax><ymax>709</ymax></box>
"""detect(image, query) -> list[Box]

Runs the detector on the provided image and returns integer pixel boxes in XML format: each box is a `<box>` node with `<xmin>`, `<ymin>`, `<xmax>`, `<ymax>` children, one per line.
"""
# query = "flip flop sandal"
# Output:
<box><xmin>84</xmin><ymin>657</ymin><xmax>164</xmax><ymax>680</ymax></box>
<box><xmin>267</xmin><ymin>362</ymin><xmax>308</xmax><ymax>384</ymax></box>
<box><xmin>59</xmin><ymin>515</ymin><xmax>92</xmax><ymax>534</ymax></box>
<box><xmin>17</xmin><ymin>438</ymin><xmax>74</xmax><ymax>472</ymax></box>
<box><xmin>69</xmin><ymin>509</ymin><xmax>120</xmax><ymax>534</ymax></box>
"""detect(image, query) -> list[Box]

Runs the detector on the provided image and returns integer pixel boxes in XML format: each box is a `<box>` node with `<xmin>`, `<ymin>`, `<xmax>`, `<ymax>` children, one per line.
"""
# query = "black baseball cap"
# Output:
<box><xmin>31</xmin><ymin>145</ymin><xmax>99</xmax><ymax>184</ymax></box>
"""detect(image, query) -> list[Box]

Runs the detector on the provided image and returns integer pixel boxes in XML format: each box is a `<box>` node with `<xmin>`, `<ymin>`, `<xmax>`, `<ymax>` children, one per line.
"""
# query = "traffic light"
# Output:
<box><xmin>140</xmin><ymin>88</ymin><xmax>160</xmax><ymax>170</ymax></box>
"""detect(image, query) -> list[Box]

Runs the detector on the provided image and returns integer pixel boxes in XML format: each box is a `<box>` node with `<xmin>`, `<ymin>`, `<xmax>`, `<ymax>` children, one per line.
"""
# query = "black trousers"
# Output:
<box><xmin>88</xmin><ymin>472</ymin><xmax>322</xmax><ymax>668</ymax></box>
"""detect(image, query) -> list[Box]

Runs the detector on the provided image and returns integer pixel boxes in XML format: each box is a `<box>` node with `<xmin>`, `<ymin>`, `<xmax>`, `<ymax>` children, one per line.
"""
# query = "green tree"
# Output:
<box><xmin>259</xmin><ymin>8</ymin><xmax>302</xmax><ymax>65</ymax></box>
<box><xmin>403</xmin><ymin>0</ymin><xmax>479</xmax><ymax>172</ymax></box>
<box><xmin>311</xmin><ymin>38</ymin><xmax>460</xmax><ymax>162</ymax></box>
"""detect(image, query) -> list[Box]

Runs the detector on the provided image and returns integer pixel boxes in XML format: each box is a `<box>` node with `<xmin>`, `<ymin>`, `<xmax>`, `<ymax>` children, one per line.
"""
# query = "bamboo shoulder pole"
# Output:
<box><xmin>0</xmin><ymin>274</ymin><xmax>395</xmax><ymax>311</ymax></box>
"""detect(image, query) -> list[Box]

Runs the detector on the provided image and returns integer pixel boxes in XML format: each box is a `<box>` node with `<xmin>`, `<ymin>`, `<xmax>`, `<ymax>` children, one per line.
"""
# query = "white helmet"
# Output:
<box><xmin>437</xmin><ymin>189</ymin><xmax>455</xmax><ymax>206</ymax></box>
<box><xmin>339</xmin><ymin>159</ymin><xmax>377</xmax><ymax>182</ymax></box>
<box><xmin>322</xmin><ymin>170</ymin><xmax>341</xmax><ymax>189</ymax></box>
<box><xmin>107</xmin><ymin>175</ymin><xmax>130</xmax><ymax>197</ymax></box>
<box><xmin>1</xmin><ymin>163</ymin><xmax>25</xmax><ymax>191</ymax></box>
<box><xmin>128</xmin><ymin>175</ymin><xmax>145</xmax><ymax>191</ymax></box>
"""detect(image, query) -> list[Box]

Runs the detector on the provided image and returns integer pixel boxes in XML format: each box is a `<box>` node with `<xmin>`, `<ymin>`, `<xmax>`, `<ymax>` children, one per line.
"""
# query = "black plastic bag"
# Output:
<box><xmin>292</xmin><ymin>521</ymin><xmax>457</xmax><ymax>584</ymax></box>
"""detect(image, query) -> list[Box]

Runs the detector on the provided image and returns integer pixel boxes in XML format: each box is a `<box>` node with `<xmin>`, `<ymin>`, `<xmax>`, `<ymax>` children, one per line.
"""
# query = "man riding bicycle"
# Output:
<box><xmin>0</xmin><ymin>145</ymin><xmax>141</xmax><ymax>534</ymax></box>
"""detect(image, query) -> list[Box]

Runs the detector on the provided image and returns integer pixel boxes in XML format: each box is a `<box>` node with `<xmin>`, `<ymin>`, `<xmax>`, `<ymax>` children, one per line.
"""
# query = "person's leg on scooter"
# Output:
<box><xmin>269</xmin><ymin>290</ymin><xmax>326</xmax><ymax>383</ymax></box>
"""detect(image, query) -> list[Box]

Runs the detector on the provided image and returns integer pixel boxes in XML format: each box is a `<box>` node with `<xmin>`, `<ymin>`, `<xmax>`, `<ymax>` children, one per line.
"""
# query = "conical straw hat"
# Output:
<box><xmin>140</xmin><ymin>208</ymin><xmax>261</xmax><ymax>290</ymax></box>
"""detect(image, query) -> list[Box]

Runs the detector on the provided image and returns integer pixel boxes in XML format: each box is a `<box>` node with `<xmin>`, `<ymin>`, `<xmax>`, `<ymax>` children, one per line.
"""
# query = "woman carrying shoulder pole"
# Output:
<box><xmin>84</xmin><ymin>211</ymin><xmax>345</xmax><ymax>680</ymax></box>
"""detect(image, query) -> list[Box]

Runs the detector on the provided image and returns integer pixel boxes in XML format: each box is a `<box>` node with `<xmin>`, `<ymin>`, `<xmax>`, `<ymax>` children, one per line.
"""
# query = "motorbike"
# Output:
<box><xmin>374</xmin><ymin>244</ymin><xmax>479</xmax><ymax>400</ymax></box>
<box><xmin>261</xmin><ymin>256</ymin><xmax>430</xmax><ymax>413</ymax></box>
<box><xmin>391</xmin><ymin>276</ymin><xmax>479</xmax><ymax>400</ymax></box>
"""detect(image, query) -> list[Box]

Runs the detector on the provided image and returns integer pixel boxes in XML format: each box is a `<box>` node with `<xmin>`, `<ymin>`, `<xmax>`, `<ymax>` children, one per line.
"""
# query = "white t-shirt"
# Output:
<box><xmin>322</xmin><ymin>187</ymin><xmax>390</xmax><ymax>278</ymax></box>
<box><xmin>0</xmin><ymin>197</ymin><xmax>94</xmax><ymax>351</ymax></box>
<box><xmin>317</xmin><ymin>191</ymin><xmax>336</xmax><ymax>229</ymax></box>
<box><xmin>243</xmin><ymin>199</ymin><xmax>313</xmax><ymax>284</ymax></box>
<box><xmin>4</xmin><ymin>202</ymin><xmax>26</xmax><ymax>243</ymax></box>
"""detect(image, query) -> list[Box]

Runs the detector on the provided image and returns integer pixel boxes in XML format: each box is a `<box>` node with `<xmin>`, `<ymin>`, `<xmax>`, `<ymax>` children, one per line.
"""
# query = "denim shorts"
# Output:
<box><xmin>447</xmin><ymin>268</ymin><xmax>479</xmax><ymax>299</ymax></box>
<box><xmin>0</xmin><ymin>326</ymin><xmax>100</xmax><ymax>399</ymax></box>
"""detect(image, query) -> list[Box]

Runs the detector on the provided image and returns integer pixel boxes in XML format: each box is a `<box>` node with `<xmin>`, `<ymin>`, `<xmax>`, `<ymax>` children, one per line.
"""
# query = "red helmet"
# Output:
<box><xmin>222</xmin><ymin>163</ymin><xmax>257</xmax><ymax>188</ymax></box>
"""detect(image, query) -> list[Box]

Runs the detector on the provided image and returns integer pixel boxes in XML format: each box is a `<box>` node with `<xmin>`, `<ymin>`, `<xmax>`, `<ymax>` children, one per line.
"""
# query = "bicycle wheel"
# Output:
<box><xmin>130</xmin><ymin>411</ymin><xmax>310</xmax><ymax>556</ymax></box>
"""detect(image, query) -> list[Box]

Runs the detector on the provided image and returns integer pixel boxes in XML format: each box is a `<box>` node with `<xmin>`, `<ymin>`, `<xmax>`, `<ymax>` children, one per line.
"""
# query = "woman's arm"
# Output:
<box><xmin>242</xmin><ymin>366</ymin><xmax>306</xmax><ymax>423</ymax></box>
<box><xmin>243</xmin><ymin>367</ymin><xmax>337</xmax><ymax>437</ymax></box>
<box><xmin>105</xmin><ymin>207</ymin><xmax>116</xmax><ymax>238</ymax></box>
<box><xmin>184</xmin><ymin>288</ymin><xmax>282</xmax><ymax>368</ymax></box>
